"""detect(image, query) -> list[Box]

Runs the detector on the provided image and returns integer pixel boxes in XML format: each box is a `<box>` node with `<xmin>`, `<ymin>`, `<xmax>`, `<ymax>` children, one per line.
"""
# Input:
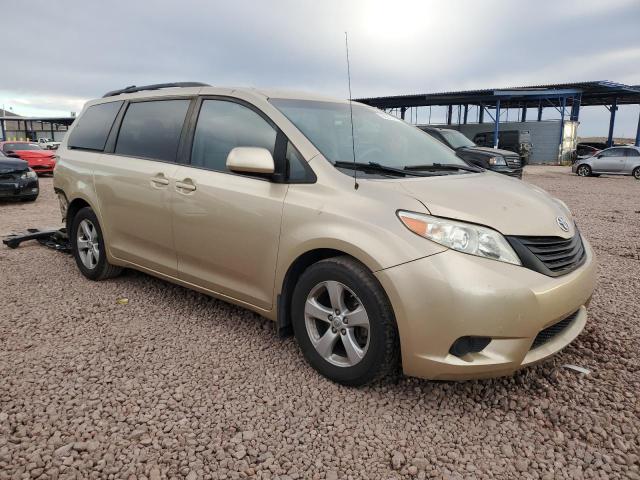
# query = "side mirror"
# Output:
<box><xmin>226</xmin><ymin>147</ymin><xmax>275</xmax><ymax>174</ymax></box>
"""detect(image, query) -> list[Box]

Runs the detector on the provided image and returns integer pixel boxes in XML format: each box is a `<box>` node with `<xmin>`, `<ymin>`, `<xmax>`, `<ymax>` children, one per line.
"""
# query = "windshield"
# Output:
<box><xmin>439</xmin><ymin>129</ymin><xmax>475</xmax><ymax>149</ymax></box>
<box><xmin>2</xmin><ymin>142</ymin><xmax>42</xmax><ymax>151</ymax></box>
<box><xmin>270</xmin><ymin>99</ymin><xmax>468</xmax><ymax>170</ymax></box>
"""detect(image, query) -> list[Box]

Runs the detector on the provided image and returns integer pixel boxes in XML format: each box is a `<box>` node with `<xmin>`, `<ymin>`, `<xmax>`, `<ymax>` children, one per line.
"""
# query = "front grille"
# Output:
<box><xmin>530</xmin><ymin>310</ymin><xmax>579</xmax><ymax>350</ymax></box>
<box><xmin>507</xmin><ymin>232</ymin><xmax>586</xmax><ymax>277</ymax></box>
<box><xmin>505</xmin><ymin>156</ymin><xmax>521</xmax><ymax>168</ymax></box>
<box><xmin>0</xmin><ymin>173</ymin><xmax>19</xmax><ymax>180</ymax></box>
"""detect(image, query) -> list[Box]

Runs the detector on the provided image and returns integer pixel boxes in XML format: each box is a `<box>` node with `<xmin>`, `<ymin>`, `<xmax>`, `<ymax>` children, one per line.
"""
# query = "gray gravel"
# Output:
<box><xmin>1</xmin><ymin>167</ymin><xmax>639</xmax><ymax>480</ymax></box>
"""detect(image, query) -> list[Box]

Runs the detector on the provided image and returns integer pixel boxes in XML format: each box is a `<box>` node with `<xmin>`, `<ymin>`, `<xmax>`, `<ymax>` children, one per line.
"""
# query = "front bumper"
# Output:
<box><xmin>375</xmin><ymin>238</ymin><xmax>596</xmax><ymax>380</ymax></box>
<box><xmin>0</xmin><ymin>178</ymin><xmax>39</xmax><ymax>199</ymax></box>
<box><xmin>491</xmin><ymin>166</ymin><xmax>523</xmax><ymax>178</ymax></box>
<box><xmin>30</xmin><ymin>165</ymin><xmax>55</xmax><ymax>175</ymax></box>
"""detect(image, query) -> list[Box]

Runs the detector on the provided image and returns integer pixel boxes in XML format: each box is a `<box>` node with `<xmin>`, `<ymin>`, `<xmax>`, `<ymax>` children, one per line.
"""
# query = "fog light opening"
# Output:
<box><xmin>449</xmin><ymin>336</ymin><xmax>491</xmax><ymax>357</ymax></box>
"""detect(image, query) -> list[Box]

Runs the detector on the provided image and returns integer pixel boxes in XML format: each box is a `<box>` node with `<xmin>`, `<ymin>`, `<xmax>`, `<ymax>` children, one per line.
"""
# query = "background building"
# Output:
<box><xmin>0</xmin><ymin>108</ymin><xmax>75</xmax><ymax>142</ymax></box>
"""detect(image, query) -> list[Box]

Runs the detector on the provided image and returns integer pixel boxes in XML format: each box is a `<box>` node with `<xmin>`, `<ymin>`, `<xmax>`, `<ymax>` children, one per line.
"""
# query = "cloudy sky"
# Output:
<box><xmin>2</xmin><ymin>0</ymin><xmax>639</xmax><ymax>137</ymax></box>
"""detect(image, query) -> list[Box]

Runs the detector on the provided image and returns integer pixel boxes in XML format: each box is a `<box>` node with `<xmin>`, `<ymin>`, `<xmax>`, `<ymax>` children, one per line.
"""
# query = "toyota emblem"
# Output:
<box><xmin>556</xmin><ymin>216</ymin><xmax>570</xmax><ymax>232</ymax></box>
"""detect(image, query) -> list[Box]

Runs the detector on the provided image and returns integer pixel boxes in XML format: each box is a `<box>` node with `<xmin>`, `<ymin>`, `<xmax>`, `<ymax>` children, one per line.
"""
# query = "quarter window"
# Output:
<box><xmin>191</xmin><ymin>100</ymin><xmax>277</xmax><ymax>172</ymax></box>
<box><xmin>286</xmin><ymin>142</ymin><xmax>311</xmax><ymax>182</ymax></box>
<box><xmin>115</xmin><ymin>99</ymin><xmax>190</xmax><ymax>162</ymax></box>
<box><xmin>68</xmin><ymin>101</ymin><xmax>123</xmax><ymax>151</ymax></box>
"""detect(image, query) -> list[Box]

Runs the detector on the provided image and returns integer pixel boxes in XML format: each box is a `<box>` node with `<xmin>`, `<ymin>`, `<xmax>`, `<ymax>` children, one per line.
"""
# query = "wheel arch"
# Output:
<box><xmin>66</xmin><ymin>197</ymin><xmax>92</xmax><ymax>226</ymax></box>
<box><xmin>276</xmin><ymin>248</ymin><xmax>384</xmax><ymax>337</ymax></box>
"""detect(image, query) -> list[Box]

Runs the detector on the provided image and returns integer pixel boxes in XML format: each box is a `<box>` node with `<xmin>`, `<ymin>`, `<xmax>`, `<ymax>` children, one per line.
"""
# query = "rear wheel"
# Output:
<box><xmin>576</xmin><ymin>164</ymin><xmax>591</xmax><ymax>177</ymax></box>
<box><xmin>633</xmin><ymin>167</ymin><xmax>640</xmax><ymax>180</ymax></box>
<box><xmin>70</xmin><ymin>207</ymin><xmax>122</xmax><ymax>280</ymax></box>
<box><xmin>291</xmin><ymin>256</ymin><xmax>399</xmax><ymax>386</ymax></box>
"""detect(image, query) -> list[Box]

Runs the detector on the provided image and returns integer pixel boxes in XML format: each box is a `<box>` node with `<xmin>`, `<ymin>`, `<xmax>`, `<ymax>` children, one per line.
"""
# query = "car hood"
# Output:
<box><xmin>0</xmin><ymin>157</ymin><xmax>29</xmax><ymax>173</ymax></box>
<box><xmin>459</xmin><ymin>146</ymin><xmax>518</xmax><ymax>157</ymax></box>
<box><xmin>14</xmin><ymin>150</ymin><xmax>55</xmax><ymax>160</ymax></box>
<box><xmin>398</xmin><ymin>172</ymin><xmax>575</xmax><ymax>238</ymax></box>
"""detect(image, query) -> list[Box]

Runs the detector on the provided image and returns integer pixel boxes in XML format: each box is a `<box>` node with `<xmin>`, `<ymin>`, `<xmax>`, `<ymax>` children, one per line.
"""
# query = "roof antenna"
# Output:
<box><xmin>345</xmin><ymin>32</ymin><xmax>359</xmax><ymax>190</ymax></box>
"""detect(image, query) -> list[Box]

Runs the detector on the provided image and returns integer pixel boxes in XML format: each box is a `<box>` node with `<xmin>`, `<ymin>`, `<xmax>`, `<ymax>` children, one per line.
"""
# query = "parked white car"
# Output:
<box><xmin>572</xmin><ymin>145</ymin><xmax>640</xmax><ymax>179</ymax></box>
<box><xmin>38</xmin><ymin>138</ymin><xmax>61</xmax><ymax>150</ymax></box>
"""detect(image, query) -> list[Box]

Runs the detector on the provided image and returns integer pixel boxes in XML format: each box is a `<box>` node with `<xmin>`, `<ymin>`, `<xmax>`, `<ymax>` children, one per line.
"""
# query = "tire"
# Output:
<box><xmin>70</xmin><ymin>206</ymin><xmax>122</xmax><ymax>281</ymax></box>
<box><xmin>633</xmin><ymin>167</ymin><xmax>640</xmax><ymax>180</ymax></box>
<box><xmin>576</xmin><ymin>164</ymin><xmax>591</xmax><ymax>177</ymax></box>
<box><xmin>291</xmin><ymin>256</ymin><xmax>400</xmax><ymax>386</ymax></box>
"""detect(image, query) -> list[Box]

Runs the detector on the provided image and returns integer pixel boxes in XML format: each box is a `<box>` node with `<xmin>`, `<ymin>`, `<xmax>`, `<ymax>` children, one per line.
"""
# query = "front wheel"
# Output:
<box><xmin>633</xmin><ymin>167</ymin><xmax>640</xmax><ymax>180</ymax></box>
<box><xmin>291</xmin><ymin>256</ymin><xmax>399</xmax><ymax>386</ymax></box>
<box><xmin>576</xmin><ymin>164</ymin><xmax>591</xmax><ymax>177</ymax></box>
<box><xmin>70</xmin><ymin>207</ymin><xmax>123</xmax><ymax>280</ymax></box>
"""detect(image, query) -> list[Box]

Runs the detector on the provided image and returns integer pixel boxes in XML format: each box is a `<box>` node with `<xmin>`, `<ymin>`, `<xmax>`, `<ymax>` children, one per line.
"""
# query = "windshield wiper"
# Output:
<box><xmin>334</xmin><ymin>161</ymin><xmax>429</xmax><ymax>177</ymax></box>
<box><xmin>404</xmin><ymin>163</ymin><xmax>483</xmax><ymax>173</ymax></box>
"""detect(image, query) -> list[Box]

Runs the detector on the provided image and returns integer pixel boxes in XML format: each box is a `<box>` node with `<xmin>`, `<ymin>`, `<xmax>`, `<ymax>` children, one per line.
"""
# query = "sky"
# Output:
<box><xmin>2</xmin><ymin>0</ymin><xmax>639</xmax><ymax>138</ymax></box>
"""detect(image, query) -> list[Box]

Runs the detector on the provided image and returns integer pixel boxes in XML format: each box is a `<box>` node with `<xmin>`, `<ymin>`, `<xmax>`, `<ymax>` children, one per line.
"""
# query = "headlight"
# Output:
<box><xmin>20</xmin><ymin>169</ymin><xmax>38</xmax><ymax>180</ymax></box>
<box><xmin>488</xmin><ymin>156</ymin><xmax>506</xmax><ymax>166</ymax></box>
<box><xmin>397</xmin><ymin>211</ymin><xmax>521</xmax><ymax>265</ymax></box>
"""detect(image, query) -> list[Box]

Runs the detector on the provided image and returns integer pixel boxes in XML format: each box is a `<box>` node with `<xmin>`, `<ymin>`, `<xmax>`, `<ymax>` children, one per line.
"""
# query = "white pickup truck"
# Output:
<box><xmin>38</xmin><ymin>138</ymin><xmax>61</xmax><ymax>150</ymax></box>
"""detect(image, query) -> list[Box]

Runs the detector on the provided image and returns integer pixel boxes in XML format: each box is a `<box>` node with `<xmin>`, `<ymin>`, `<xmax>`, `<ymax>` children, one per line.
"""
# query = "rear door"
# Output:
<box><xmin>93</xmin><ymin>98</ymin><xmax>193</xmax><ymax>276</ymax></box>
<box><xmin>623</xmin><ymin>147</ymin><xmax>640</xmax><ymax>173</ymax></box>
<box><xmin>171</xmin><ymin>98</ymin><xmax>289</xmax><ymax>309</ymax></box>
<box><xmin>593</xmin><ymin>147</ymin><xmax>627</xmax><ymax>173</ymax></box>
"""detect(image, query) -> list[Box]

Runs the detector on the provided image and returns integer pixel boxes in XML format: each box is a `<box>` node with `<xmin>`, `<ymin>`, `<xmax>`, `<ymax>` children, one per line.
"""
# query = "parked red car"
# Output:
<box><xmin>0</xmin><ymin>141</ymin><xmax>56</xmax><ymax>175</ymax></box>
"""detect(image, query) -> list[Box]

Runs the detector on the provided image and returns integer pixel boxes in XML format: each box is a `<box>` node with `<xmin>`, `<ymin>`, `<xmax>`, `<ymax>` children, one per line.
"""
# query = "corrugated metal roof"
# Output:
<box><xmin>356</xmin><ymin>81</ymin><xmax>640</xmax><ymax>108</ymax></box>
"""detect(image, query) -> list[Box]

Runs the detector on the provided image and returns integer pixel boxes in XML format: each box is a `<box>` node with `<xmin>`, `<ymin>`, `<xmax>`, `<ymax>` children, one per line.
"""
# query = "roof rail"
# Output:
<box><xmin>102</xmin><ymin>82</ymin><xmax>211</xmax><ymax>98</ymax></box>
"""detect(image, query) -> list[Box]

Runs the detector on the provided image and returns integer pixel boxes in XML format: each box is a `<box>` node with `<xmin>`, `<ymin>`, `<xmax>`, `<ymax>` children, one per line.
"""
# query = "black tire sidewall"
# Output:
<box><xmin>633</xmin><ymin>167</ymin><xmax>640</xmax><ymax>180</ymax></box>
<box><xmin>70</xmin><ymin>207</ymin><xmax>108</xmax><ymax>280</ymax></box>
<box><xmin>291</xmin><ymin>259</ymin><xmax>394</xmax><ymax>386</ymax></box>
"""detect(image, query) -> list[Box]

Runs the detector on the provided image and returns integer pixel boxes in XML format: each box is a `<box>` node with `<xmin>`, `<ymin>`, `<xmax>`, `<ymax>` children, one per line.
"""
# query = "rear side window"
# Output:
<box><xmin>115</xmin><ymin>100</ymin><xmax>190</xmax><ymax>162</ymax></box>
<box><xmin>68</xmin><ymin>101</ymin><xmax>123</xmax><ymax>151</ymax></box>
<box><xmin>601</xmin><ymin>148</ymin><xmax>625</xmax><ymax>157</ymax></box>
<box><xmin>191</xmin><ymin>100</ymin><xmax>277</xmax><ymax>172</ymax></box>
<box><xmin>625</xmin><ymin>148</ymin><xmax>639</xmax><ymax>157</ymax></box>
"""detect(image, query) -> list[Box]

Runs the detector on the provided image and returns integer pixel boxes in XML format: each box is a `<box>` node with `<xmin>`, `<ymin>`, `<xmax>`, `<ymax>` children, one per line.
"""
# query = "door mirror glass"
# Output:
<box><xmin>226</xmin><ymin>147</ymin><xmax>275</xmax><ymax>174</ymax></box>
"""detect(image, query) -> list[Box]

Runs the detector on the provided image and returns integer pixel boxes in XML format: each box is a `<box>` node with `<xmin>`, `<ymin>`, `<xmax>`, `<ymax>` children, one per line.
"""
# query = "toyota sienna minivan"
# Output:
<box><xmin>53</xmin><ymin>82</ymin><xmax>596</xmax><ymax>386</ymax></box>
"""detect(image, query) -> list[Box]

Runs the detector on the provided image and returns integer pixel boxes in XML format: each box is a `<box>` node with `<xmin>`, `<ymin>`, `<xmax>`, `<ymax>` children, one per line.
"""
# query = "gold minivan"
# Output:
<box><xmin>54</xmin><ymin>82</ymin><xmax>596</xmax><ymax>385</ymax></box>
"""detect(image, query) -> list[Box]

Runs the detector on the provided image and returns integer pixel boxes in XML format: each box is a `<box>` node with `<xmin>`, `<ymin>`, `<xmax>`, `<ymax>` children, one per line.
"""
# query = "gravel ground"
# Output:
<box><xmin>1</xmin><ymin>167</ymin><xmax>639</xmax><ymax>480</ymax></box>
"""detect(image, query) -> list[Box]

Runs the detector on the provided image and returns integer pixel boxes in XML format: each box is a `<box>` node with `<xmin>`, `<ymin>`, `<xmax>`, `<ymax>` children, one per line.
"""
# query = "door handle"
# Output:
<box><xmin>175</xmin><ymin>179</ymin><xmax>197</xmax><ymax>192</ymax></box>
<box><xmin>150</xmin><ymin>174</ymin><xmax>169</xmax><ymax>187</ymax></box>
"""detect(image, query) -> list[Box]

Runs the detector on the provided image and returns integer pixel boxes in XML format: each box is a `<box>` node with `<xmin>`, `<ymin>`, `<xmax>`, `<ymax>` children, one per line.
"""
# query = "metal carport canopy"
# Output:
<box><xmin>355</xmin><ymin>81</ymin><xmax>640</xmax><ymax>109</ymax></box>
<box><xmin>356</xmin><ymin>81</ymin><xmax>640</xmax><ymax>148</ymax></box>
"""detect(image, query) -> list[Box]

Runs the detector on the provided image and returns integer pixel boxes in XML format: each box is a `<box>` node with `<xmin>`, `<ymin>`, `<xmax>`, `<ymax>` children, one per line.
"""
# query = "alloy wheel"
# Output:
<box><xmin>77</xmin><ymin>219</ymin><xmax>99</xmax><ymax>269</ymax></box>
<box><xmin>304</xmin><ymin>280</ymin><xmax>370</xmax><ymax>367</ymax></box>
<box><xmin>577</xmin><ymin>165</ymin><xmax>590</xmax><ymax>177</ymax></box>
